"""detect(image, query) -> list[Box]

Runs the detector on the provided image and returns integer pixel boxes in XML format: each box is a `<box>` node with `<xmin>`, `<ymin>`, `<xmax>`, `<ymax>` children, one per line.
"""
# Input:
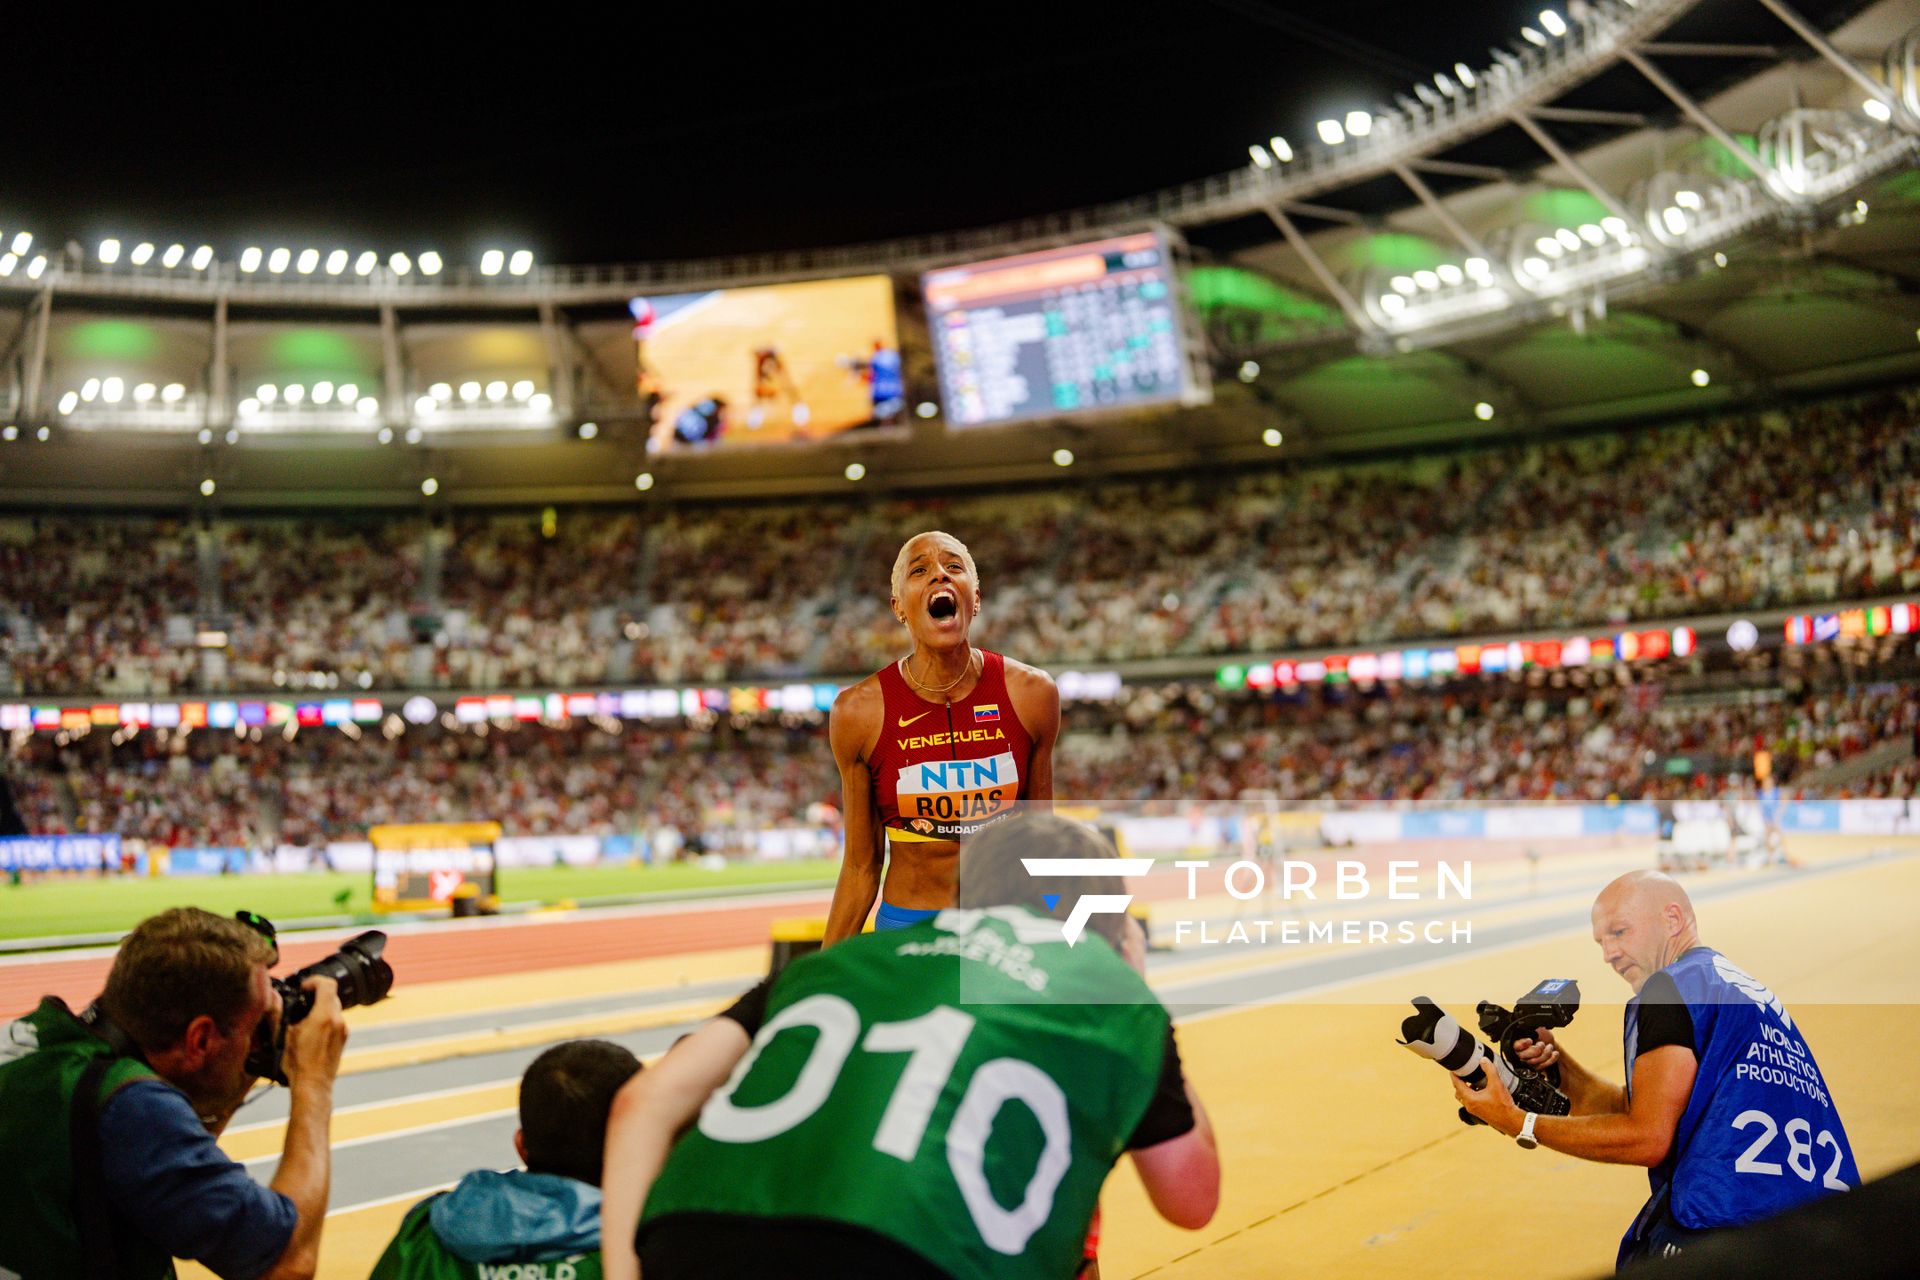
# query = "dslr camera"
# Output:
<box><xmin>237</xmin><ymin>912</ymin><xmax>394</xmax><ymax>1086</ymax></box>
<box><xmin>1397</xmin><ymin>978</ymin><xmax>1580</xmax><ymax>1125</ymax></box>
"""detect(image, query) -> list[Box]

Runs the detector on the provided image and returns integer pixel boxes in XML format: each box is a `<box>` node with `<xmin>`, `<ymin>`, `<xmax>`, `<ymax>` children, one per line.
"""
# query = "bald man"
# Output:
<box><xmin>1455</xmin><ymin>870</ymin><xmax>1858</xmax><ymax>1267</ymax></box>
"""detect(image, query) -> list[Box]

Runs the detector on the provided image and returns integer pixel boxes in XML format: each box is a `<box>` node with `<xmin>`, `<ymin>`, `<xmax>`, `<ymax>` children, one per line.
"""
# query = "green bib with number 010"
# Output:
<box><xmin>640</xmin><ymin>907</ymin><xmax>1171</xmax><ymax>1279</ymax></box>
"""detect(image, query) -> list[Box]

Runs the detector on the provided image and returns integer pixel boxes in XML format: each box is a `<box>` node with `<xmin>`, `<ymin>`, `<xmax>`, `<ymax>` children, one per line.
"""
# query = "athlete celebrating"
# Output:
<box><xmin>822</xmin><ymin>530</ymin><xmax>1058</xmax><ymax>943</ymax></box>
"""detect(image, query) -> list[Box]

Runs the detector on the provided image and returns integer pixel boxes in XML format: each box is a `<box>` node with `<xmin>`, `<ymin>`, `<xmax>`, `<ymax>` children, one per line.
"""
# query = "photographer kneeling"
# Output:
<box><xmin>1452</xmin><ymin>870</ymin><xmax>1858</xmax><ymax>1266</ymax></box>
<box><xmin>0</xmin><ymin>907</ymin><xmax>349</xmax><ymax>1280</ymax></box>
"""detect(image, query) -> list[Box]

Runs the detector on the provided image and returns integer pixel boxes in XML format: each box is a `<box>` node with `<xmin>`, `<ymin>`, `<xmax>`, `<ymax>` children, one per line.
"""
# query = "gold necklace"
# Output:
<box><xmin>903</xmin><ymin>647</ymin><xmax>976</xmax><ymax>699</ymax></box>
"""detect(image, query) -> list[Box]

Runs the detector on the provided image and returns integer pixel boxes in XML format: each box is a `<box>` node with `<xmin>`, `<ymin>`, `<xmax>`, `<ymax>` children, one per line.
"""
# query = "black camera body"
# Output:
<box><xmin>1399</xmin><ymin>978</ymin><xmax>1581</xmax><ymax>1126</ymax></box>
<box><xmin>246</xmin><ymin>929</ymin><xmax>394</xmax><ymax>1086</ymax></box>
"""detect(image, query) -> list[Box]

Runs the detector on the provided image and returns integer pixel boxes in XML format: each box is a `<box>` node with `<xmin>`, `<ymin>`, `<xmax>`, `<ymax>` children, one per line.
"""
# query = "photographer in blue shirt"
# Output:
<box><xmin>1455</xmin><ymin>870</ymin><xmax>1858</xmax><ymax>1266</ymax></box>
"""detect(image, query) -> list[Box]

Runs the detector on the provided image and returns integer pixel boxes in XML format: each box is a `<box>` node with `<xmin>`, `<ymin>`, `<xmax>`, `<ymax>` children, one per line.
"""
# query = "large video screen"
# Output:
<box><xmin>635</xmin><ymin>274</ymin><xmax>903</xmax><ymax>453</ymax></box>
<box><xmin>923</xmin><ymin>232</ymin><xmax>1193</xmax><ymax>428</ymax></box>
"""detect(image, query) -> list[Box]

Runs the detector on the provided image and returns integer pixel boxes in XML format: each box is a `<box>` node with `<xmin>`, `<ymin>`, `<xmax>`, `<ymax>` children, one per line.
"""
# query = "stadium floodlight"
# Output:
<box><xmin>355</xmin><ymin>250</ymin><xmax>377</xmax><ymax>276</ymax></box>
<box><xmin>1674</xmin><ymin>189</ymin><xmax>1702</xmax><ymax>210</ymax></box>
<box><xmin>1521</xmin><ymin>256</ymin><xmax>1549</xmax><ymax>278</ymax></box>
<box><xmin>1052</xmin><ymin>448</ymin><xmax>1074</xmax><ymax>467</ymax></box>
<box><xmin>1263</xmin><ymin>428</ymin><xmax>1284</xmax><ymax>447</ymax></box>
<box><xmin>338</xmin><ymin>382</ymin><xmax>359</xmax><ymax>403</ymax></box>
<box><xmin>1464</xmin><ymin>256</ymin><xmax>1492</xmax><ymax>280</ymax></box>
<box><xmin>198</xmin><ymin>427</ymin><xmax>213</xmax><ymax>443</ymax></box>
<box><xmin>508</xmin><ymin>250</ymin><xmax>533</xmax><ymax>276</ymax></box>
<box><xmin>844</xmin><ymin>462</ymin><xmax>866</xmax><ymax>481</ymax></box>
<box><xmin>26</xmin><ymin>256</ymin><xmax>46</xmax><ymax>280</ymax></box>
<box><xmin>1714</xmin><ymin>251</ymin><xmax>1728</xmax><ymax>268</ymax></box>
<box><xmin>529</xmin><ymin>392</ymin><xmax>553</xmax><ymax>412</ymax></box>
<box><xmin>200</xmin><ymin>478</ymin><xmax>216</xmax><ymax>496</ymax></box>
<box><xmin>1863</xmin><ymin>98</ymin><xmax>1893</xmax><ymax>123</ymax></box>
<box><xmin>1413</xmin><ymin>269</ymin><xmax>1440</xmax><ymax>290</ymax></box>
<box><xmin>265</xmin><ymin>247</ymin><xmax>289</xmax><ymax>273</ymax></box>
<box><xmin>225</xmin><ymin>428</ymin><xmax>240</xmax><ymax>444</ymax></box>
<box><xmin>1434</xmin><ymin>73</ymin><xmax>1456</xmax><ymax>98</ymax></box>
<box><xmin>10</xmin><ymin>232</ymin><xmax>29</xmax><ymax>255</ymax></box>
<box><xmin>161</xmin><ymin>244</ymin><xmax>185</xmax><ymax>268</ymax></box>
<box><xmin>1578</xmin><ymin>223</ymin><xmax>1605</xmax><ymax>245</ymax></box>
<box><xmin>1539</xmin><ymin>10</ymin><xmax>1566</xmax><ymax>37</ymax></box>
<box><xmin>284</xmin><ymin>384</ymin><xmax>306</xmax><ymax>405</ymax></box>
<box><xmin>240</xmin><ymin>246</ymin><xmax>263</xmax><ymax>272</ymax></box>
<box><xmin>313</xmin><ymin>381</ymin><xmax>334</xmax><ymax>404</ymax></box>
<box><xmin>578</xmin><ymin>421</ymin><xmax>599</xmax><ymax>439</ymax></box>
<box><xmin>418</xmin><ymin>251</ymin><xmax>443</xmax><ymax>275</ymax></box>
<box><xmin>1475</xmin><ymin>401</ymin><xmax>1495</xmax><ymax>420</ymax></box>
<box><xmin>390</xmin><ymin>251</ymin><xmax>412</xmax><ymax>275</ymax></box>
<box><xmin>296</xmin><ymin>248</ymin><xmax>319</xmax><ymax>274</ymax></box>
<box><xmin>486</xmin><ymin>379</ymin><xmax>508</xmax><ymax>401</ymax></box>
<box><xmin>635</xmin><ymin>471</ymin><xmax>655</xmax><ymax>491</ymax></box>
<box><xmin>35</xmin><ymin>426</ymin><xmax>49</xmax><ymax>441</ymax></box>
<box><xmin>162</xmin><ymin>383</ymin><xmax>186</xmax><ymax>403</ymax></box>
<box><xmin>323</xmin><ymin>249</ymin><xmax>347</xmax><ymax>275</ymax></box>
<box><xmin>1248</xmin><ymin>144</ymin><xmax>1274</xmax><ymax>170</ymax></box>
<box><xmin>1436</xmin><ymin>263</ymin><xmax>1464</xmax><ymax>286</ymax></box>
<box><xmin>404</xmin><ymin>426</ymin><xmax>423</xmax><ymax>444</ymax></box>
<box><xmin>377</xmin><ymin>426</ymin><xmax>393</xmax><ymax>443</ymax></box>
<box><xmin>1269</xmin><ymin>136</ymin><xmax>1292</xmax><ymax>163</ymax></box>
<box><xmin>1316</xmin><ymin>118</ymin><xmax>1345</xmax><ymax>145</ymax></box>
<box><xmin>1345</xmin><ymin>110</ymin><xmax>1372</xmax><ymax>138</ymax></box>
<box><xmin>58</xmin><ymin>391</ymin><xmax>79</xmax><ymax>415</ymax></box>
<box><xmin>0</xmin><ymin>255</ymin><xmax>13</xmax><ymax>277</ymax></box>
<box><xmin>1690</xmin><ymin>368</ymin><xmax>1711</xmax><ymax>387</ymax></box>
<box><xmin>413</xmin><ymin>394</ymin><xmax>436</xmax><ymax>415</ymax></box>
<box><xmin>238</xmin><ymin>397</ymin><xmax>261</xmax><ymax>415</ymax></box>
<box><xmin>1536</xmin><ymin>236</ymin><xmax>1563</xmax><ymax>258</ymax></box>
<box><xmin>98</xmin><ymin>239</ymin><xmax>122</xmax><ymax>265</ymax></box>
<box><xmin>1389</xmin><ymin>275</ymin><xmax>1416</xmax><ymax>294</ymax></box>
<box><xmin>259</xmin><ymin>383</ymin><xmax>280</xmax><ymax>404</ymax></box>
<box><xmin>459</xmin><ymin>380</ymin><xmax>481</xmax><ymax>402</ymax></box>
<box><xmin>1380</xmin><ymin>293</ymin><xmax>1407</xmax><ymax>315</ymax></box>
<box><xmin>192</xmin><ymin>245</ymin><xmax>215</xmax><ymax>270</ymax></box>
<box><xmin>130</xmin><ymin>242</ymin><xmax>155</xmax><ymax>266</ymax></box>
<box><xmin>357</xmin><ymin>397</ymin><xmax>380</xmax><ymax>417</ymax></box>
<box><xmin>102</xmin><ymin>377</ymin><xmax>125</xmax><ymax>404</ymax></box>
<box><xmin>1554</xmin><ymin>227</ymin><xmax>1581</xmax><ymax>251</ymax></box>
<box><xmin>511</xmin><ymin>379</ymin><xmax>534</xmax><ymax>401</ymax></box>
<box><xmin>428</xmin><ymin>381</ymin><xmax>452</xmax><ymax>401</ymax></box>
<box><xmin>480</xmin><ymin>249</ymin><xmax>505</xmax><ymax>276</ymax></box>
<box><xmin>1454</xmin><ymin>62</ymin><xmax>1475</xmax><ymax>88</ymax></box>
<box><xmin>1</xmin><ymin>426</ymin><xmax>13</xmax><ymax>441</ymax></box>
<box><xmin>421</xmin><ymin>477</ymin><xmax>439</xmax><ymax>495</ymax></box>
<box><xmin>1661</xmin><ymin>207</ymin><xmax>1689</xmax><ymax>236</ymax></box>
<box><xmin>81</xmin><ymin>377</ymin><xmax>100</xmax><ymax>402</ymax></box>
<box><xmin>1601</xmin><ymin>215</ymin><xmax>1629</xmax><ymax>240</ymax></box>
<box><xmin>1521</xmin><ymin>26</ymin><xmax>1547</xmax><ymax>47</ymax></box>
<box><xmin>133</xmin><ymin>382</ymin><xmax>156</xmax><ymax>403</ymax></box>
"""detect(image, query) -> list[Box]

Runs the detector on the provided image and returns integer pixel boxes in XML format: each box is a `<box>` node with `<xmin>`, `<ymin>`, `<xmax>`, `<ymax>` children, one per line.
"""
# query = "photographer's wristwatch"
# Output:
<box><xmin>1515</xmin><ymin>1112</ymin><xmax>1540</xmax><ymax>1150</ymax></box>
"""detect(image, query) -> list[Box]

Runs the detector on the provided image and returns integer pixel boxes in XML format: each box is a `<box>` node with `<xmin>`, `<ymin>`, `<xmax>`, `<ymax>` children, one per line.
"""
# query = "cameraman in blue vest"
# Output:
<box><xmin>1454</xmin><ymin>870</ymin><xmax>1858</xmax><ymax>1266</ymax></box>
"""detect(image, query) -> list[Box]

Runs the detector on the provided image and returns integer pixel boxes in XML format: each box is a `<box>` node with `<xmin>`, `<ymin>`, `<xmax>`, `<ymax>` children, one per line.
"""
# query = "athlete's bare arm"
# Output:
<box><xmin>1131</xmin><ymin>1081</ymin><xmax>1221</xmax><ymax>1229</ymax></box>
<box><xmin>1004</xmin><ymin>659</ymin><xmax>1059</xmax><ymax>808</ymax></box>
<box><xmin>824</xmin><ymin>679</ymin><xmax>886</xmax><ymax>945</ymax></box>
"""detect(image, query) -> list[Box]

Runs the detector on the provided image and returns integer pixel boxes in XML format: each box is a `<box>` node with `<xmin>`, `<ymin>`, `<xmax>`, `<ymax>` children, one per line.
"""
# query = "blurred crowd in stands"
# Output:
<box><xmin>3</xmin><ymin>389</ymin><xmax>1917</xmax><ymax>697</ymax></box>
<box><xmin>8</xmin><ymin>654</ymin><xmax>1914</xmax><ymax>849</ymax></box>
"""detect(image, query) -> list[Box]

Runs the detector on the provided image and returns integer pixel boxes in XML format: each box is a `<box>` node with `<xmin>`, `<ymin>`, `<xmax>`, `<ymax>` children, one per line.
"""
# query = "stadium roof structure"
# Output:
<box><xmin>1</xmin><ymin>0</ymin><xmax>1917</xmax><ymax>509</ymax></box>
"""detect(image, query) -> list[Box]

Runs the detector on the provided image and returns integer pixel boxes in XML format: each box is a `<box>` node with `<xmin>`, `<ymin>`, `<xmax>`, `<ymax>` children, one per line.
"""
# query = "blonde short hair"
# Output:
<box><xmin>890</xmin><ymin>531</ymin><xmax>978</xmax><ymax>603</ymax></box>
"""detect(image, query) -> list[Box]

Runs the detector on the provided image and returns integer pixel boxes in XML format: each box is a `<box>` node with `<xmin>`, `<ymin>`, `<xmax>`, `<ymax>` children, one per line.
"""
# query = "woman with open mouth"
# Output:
<box><xmin>820</xmin><ymin>529</ymin><xmax>1060</xmax><ymax>944</ymax></box>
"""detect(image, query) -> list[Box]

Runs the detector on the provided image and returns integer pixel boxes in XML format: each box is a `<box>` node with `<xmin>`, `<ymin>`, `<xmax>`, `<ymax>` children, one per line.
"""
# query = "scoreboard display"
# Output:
<box><xmin>923</xmin><ymin>232</ymin><xmax>1197</xmax><ymax>428</ymax></box>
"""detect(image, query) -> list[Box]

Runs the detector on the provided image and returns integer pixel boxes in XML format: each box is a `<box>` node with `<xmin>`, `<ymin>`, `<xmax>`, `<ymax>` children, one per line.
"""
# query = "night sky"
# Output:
<box><xmin>3</xmin><ymin>0</ymin><xmax>1874</xmax><ymax>266</ymax></box>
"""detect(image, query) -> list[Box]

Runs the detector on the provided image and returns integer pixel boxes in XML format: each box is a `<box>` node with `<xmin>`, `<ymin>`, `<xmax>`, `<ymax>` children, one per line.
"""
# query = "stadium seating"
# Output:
<box><xmin>2</xmin><ymin>390</ymin><xmax>1916</xmax><ymax>698</ymax></box>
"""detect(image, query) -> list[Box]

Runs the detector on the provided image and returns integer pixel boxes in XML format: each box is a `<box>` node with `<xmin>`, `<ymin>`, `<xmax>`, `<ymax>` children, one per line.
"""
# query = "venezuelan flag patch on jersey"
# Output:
<box><xmin>973</xmin><ymin>703</ymin><xmax>1001</xmax><ymax>722</ymax></box>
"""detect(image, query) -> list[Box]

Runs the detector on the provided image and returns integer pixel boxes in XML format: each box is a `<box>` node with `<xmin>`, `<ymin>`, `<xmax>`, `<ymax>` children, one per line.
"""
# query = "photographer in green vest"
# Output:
<box><xmin>370</xmin><ymin>1039</ymin><xmax>641</xmax><ymax>1280</ymax></box>
<box><xmin>601</xmin><ymin>812</ymin><xmax>1219</xmax><ymax>1280</ymax></box>
<box><xmin>0</xmin><ymin>907</ymin><xmax>348</xmax><ymax>1280</ymax></box>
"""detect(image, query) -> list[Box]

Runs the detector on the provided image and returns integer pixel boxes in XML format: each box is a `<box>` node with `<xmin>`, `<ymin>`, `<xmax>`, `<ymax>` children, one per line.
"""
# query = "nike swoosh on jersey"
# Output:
<box><xmin>897</xmin><ymin>711</ymin><xmax>933</xmax><ymax>728</ymax></box>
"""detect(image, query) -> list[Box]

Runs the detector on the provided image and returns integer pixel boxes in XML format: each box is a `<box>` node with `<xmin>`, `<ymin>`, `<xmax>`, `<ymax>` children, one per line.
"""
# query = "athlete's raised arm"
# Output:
<box><xmin>824</xmin><ymin>680</ymin><xmax>885</xmax><ymax>944</ymax></box>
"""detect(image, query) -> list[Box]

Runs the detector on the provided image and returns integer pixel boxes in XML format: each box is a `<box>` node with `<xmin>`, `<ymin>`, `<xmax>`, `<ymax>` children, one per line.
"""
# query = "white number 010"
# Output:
<box><xmin>1730</xmin><ymin>1110</ymin><xmax>1849</xmax><ymax>1189</ymax></box>
<box><xmin>697</xmin><ymin>993</ymin><xmax>1073</xmax><ymax>1255</ymax></box>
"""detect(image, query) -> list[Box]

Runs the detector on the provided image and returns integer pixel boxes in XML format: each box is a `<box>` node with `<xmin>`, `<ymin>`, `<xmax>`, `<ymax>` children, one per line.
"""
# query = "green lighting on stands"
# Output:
<box><xmin>1216</xmin><ymin>665</ymin><xmax>1245</xmax><ymax>688</ymax></box>
<box><xmin>63</xmin><ymin>320</ymin><xmax>159</xmax><ymax>360</ymax></box>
